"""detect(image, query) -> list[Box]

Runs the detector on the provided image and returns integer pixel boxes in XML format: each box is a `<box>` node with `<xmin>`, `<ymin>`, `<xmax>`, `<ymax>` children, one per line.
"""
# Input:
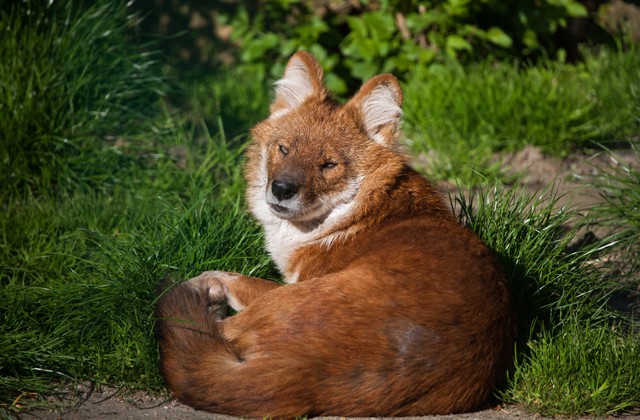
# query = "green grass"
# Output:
<box><xmin>0</xmin><ymin>0</ymin><xmax>169</xmax><ymax>197</ymax></box>
<box><xmin>456</xmin><ymin>181</ymin><xmax>599</xmax><ymax>330</ymax></box>
<box><xmin>504</xmin><ymin>321</ymin><xmax>640</xmax><ymax>416</ymax></box>
<box><xmin>454</xmin><ymin>177</ymin><xmax>640</xmax><ymax>415</ymax></box>
<box><xmin>187</xmin><ymin>65</ymin><xmax>272</xmax><ymax>140</ymax></box>
<box><xmin>583</xmin><ymin>142</ymin><xmax>640</xmax><ymax>274</ymax></box>
<box><xmin>402</xmin><ymin>47</ymin><xmax>640</xmax><ymax>181</ymax></box>
<box><xmin>0</xmin><ymin>0</ymin><xmax>269</xmax><ymax>410</ymax></box>
<box><xmin>0</xmin><ymin>189</ymin><xmax>277</xmax><ymax>408</ymax></box>
<box><xmin>1</xmin><ymin>0</ymin><xmax>640</xmax><ymax>414</ymax></box>
<box><xmin>0</xmin><ymin>110</ymin><xmax>273</xmax><ymax>409</ymax></box>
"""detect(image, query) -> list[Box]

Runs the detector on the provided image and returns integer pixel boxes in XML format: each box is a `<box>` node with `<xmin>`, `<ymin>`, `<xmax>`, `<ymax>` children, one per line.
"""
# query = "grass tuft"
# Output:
<box><xmin>187</xmin><ymin>66</ymin><xmax>272</xmax><ymax>140</ymax></box>
<box><xmin>0</xmin><ymin>0</ymin><xmax>168</xmax><ymax>196</ymax></box>
<box><xmin>505</xmin><ymin>322</ymin><xmax>640</xmax><ymax>416</ymax></box>
<box><xmin>453</xmin><ymin>175</ymin><xmax>640</xmax><ymax>414</ymax></box>
<box><xmin>456</xmin><ymin>179</ymin><xmax>597</xmax><ymax>327</ymax></box>
<box><xmin>583</xmin><ymin>141</ymin><xmax>640</xmax><ymax>275</ymax></box>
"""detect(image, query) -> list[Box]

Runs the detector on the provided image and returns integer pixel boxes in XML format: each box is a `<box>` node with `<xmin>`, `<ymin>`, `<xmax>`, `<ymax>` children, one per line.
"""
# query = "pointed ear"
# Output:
<box><xmin>270</xmin><ymin>51</ymin><xmax>325</xmax><ymax>119</ymax></box>
<box><xmin>346</xmin><ymin>74</ymin><xmax>403</xmax><ymax>146</ymax></box>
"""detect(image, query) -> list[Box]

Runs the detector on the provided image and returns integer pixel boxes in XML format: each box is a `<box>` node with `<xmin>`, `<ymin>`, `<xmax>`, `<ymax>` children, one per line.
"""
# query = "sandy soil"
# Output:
<box><xmin>14</xmin><ymin>146</ymin><xmax>640</xmax><ymax>420</ymax></box>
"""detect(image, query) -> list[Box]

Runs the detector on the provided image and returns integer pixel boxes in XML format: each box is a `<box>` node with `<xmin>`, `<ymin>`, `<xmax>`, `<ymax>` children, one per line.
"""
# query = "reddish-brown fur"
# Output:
<box><xmin>155</xmin><ymin>51</ymin><xmax>515</xmax><ymax>418</ymax></box>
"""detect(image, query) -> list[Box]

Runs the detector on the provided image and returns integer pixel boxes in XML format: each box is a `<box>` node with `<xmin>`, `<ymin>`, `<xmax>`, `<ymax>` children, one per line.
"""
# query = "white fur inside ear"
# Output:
<box><xmin>271</xmin><ymin>57</ymin><xmax>315</xmax><ymax>119</ymax></box>
<box><xmin>361</xmin><ymin>84</ymin><xmax>403</xmax><ymax>145</ymax></box>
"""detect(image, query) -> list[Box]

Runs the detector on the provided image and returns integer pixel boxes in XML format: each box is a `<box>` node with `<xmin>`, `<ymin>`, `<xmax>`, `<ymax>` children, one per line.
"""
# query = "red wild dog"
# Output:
<box><xmin>155</xmin><ymin>51</ymin><xmax>515</xmax><ymax>418</ymax></box>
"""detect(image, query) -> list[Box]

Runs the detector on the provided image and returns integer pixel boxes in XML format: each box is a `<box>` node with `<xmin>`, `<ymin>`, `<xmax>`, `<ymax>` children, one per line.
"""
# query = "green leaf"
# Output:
<box><xmin>362</xmin><ymin>11</ymin><xmax>395</xmax><ymax>40</ymax></box>
<box><xmin>381</xmin><ymin>57</ymin><xmax>396</xmax><ymax>73</ymax></box>
<box><xmin>447</xmin><ymin>0</ymin><xmax>472</xmax><ymax>17</ymax></box>
<box><xmin>346</xmin><ymin>16</ymin><xmax>368</xmax><ymax>37</ymax></box>
<box><xmin>565</xmin><ymin>1</ymin><xmax>588</xmax><ymax>17</ymax></box>
<box><xmin>445</xmin><ymin>35</ymin><xmax>472</xmax><ymax>51</ymax></box>
<box><xmin>241</xmin><ymin>32</ymin><xmax>280</xmax><ymax>62</ymax></box>
<box><xmin>350</xmin><ymin>61</ymin><xmax>378</xmax><ymax>80</ymax></box>
<box><xmin>405</xmin><ymin>12</ymin><xmax>442</xmax><ymax>32</ymax></box>
<box><xmin>460</xmin><ymin>24</ymin><xmax>486</xmax><ymax>40</ymax></box>
<box><xmin>486</xmin><ymin>27</ymin><xmax>513</xmax><ymax>48</ymax></box>
<box><xmin>523</xmin><ymin>30</ymin><xmax>540</xmax><ymax>49</ymax></box>
<box><xmin>308</xmin><ymin>44</ymin><xmax>328</xmax><ymax>62</ymax></box>
<box><xmin>324</xmin><ymin>72</ymin><xmax>347</xmax><ymax>95</ymax></box>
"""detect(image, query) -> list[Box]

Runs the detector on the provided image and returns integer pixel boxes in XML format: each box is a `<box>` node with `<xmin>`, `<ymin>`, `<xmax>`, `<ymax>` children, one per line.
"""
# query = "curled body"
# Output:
<box><xmin>154</xmin><ymin>51</ymin><xmax>516</xmax><ymax>418</ymax></box>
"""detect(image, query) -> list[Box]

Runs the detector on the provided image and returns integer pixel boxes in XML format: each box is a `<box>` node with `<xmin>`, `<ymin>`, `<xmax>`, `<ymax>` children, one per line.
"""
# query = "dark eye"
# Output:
<box><xmin>279</xmin><ymin>145</ymin><xmax>289</xmax><ymax>156</ymax></box>
<box><xmin>322</xmin><ymin>162</ymin><xmax>337</xmax><ymax>169</ymax></box>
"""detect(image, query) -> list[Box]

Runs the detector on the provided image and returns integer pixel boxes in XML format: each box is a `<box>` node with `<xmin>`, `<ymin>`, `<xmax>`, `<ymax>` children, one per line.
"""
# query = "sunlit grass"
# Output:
<box><xmin>503</xmin><ymin>320</ymin><xmax>640</xmax><ymax>416</ymax></box>
<box><xmin>0</xmin><ymin>108</ymin><xmax>273</xmax><ymax>409</ymax></box>
<box><xmin>1</xmin><ymin>1</ymin><xmax>639</xmax><ymax>414</ymax></box>
<box><xmin>402</xmin><ymin>47</ymin><xmax>640</xmax><ymax>182</ymax></box>
<box><xmin>0</xmin><ymin>190</ymin><xmax>277</xmax><ymax>408</ymax></box>
<box><xmin>456</xmin><ymin>177</ymin><xmax>640</xmax><ymax>415</ymax></box>
<box><xmin>0</xmin><ymin>0</ymin><xmax>168</xmax><ymax>197</ymax></box>
<box><xmin>583</xmin><ymin>142</ymin><xmax>640</xmax><ymax>275</ymax></box>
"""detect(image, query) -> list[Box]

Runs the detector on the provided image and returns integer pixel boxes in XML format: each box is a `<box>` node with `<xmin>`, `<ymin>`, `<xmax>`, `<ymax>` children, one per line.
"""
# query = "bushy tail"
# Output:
<box><xmin>154</xmin><ymin>281</ymin><xmax>242</xmax><ymax>412</ymax></box>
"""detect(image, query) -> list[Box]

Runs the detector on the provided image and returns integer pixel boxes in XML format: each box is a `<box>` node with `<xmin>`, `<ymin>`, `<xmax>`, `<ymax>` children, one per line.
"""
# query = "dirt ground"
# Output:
<box><xmin>431</xmin><ymin>144</ymin><xmax>639</xmax><ymax>215</ymax></box>
<box><xmin>13</xmin><ymin>384</ymin><xmax>640</xmax><ymax>420</ymax></box>
<box><xmin>15</xmin><ymin>146</ymin><xmax>640</xmax><ymax>420</ymax></box>
<box><xmin>435</xmin><ymin>145</ymin><xmax>640</xmax><ymax>318</ymax></box>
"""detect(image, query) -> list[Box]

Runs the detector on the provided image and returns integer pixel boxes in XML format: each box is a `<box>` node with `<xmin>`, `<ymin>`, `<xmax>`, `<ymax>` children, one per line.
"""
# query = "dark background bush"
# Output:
<box><xmin>132</xmin><ymin>0</ymin><xmax>638</xmax><ymax>94</ymax></box>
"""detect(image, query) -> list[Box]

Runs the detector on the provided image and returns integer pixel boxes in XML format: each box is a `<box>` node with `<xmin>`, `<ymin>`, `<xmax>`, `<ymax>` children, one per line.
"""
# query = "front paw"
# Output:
<box><xmin>187</xmin><ymin>271</ymin><xmax>225</xmax><ymax>302</ymax></box>
<box><xmin>186</xmin><ymin>271</ymin><xmax>234</xmax><ymax>320</ymax></box>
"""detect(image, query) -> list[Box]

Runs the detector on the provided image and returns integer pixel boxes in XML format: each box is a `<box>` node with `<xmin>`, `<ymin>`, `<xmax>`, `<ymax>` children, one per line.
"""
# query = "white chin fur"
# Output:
<box><xmin>265</xmin><ymin>197</ymin><xmax>325</xmax><ymax>223</ymax></box>
<box><xmin>265</xmin><ymin>189</ymin><xmax>305</xmax><ymax>220</ymax></box>
<box><xmin>247</xmin><ymin>167</ymin><xmax>362</xmax><ymax>273</ymax></box>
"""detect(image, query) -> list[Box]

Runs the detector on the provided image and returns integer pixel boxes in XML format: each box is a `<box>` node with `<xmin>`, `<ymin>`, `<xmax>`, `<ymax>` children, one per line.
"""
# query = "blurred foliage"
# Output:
<box><xmin>131</xmin><ymin>0</ymin><xmax>630</xmax><ymax>94</ymax></box>
<box><xmin>227</xmin><ymin>0</ymin><xmax>593</xmax><ymax>94</ymax></box>
<box><xmin>597</xmin><ymin>0</ymin><xmax>640</xmax><ymax>48</ymax></box>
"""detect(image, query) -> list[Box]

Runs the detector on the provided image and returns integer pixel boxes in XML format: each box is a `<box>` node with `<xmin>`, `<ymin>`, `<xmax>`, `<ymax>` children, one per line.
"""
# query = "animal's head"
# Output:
<box><xmin>246</xmin><ymin>51</ymin><xmax>407</xmax><ymax>228</ymax></box>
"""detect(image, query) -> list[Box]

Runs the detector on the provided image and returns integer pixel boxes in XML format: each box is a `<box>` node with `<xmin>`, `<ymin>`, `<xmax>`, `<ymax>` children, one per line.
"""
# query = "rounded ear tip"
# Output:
<box><xmin>288</xmin><ymin>50</ymin><xmax>320</xmax><ymax>69</ymax></box>
<box><xmin>378</xmin><ymin>73</ymin><xmax>402</xmax><ymax>88</ymax></box>
<box><xmin>284</xmin><ymin>50</ymin><xmax>325</xmax><ymax>89</ymax></box>
<box><xmin>291</xmin><ymin>50</ymin><xmax>312</xmax><ymax>60</ymax></box>
<box><xmin>372</xmin><ymin>74</ymin><xmax>403</xmax><ymax>106</ymax></box>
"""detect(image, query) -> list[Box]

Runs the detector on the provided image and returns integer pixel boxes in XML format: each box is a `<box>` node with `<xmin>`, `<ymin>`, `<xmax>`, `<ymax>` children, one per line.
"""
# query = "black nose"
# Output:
<box><xmin>271</xmin><ymin>179</ymin><xmax>299</xmax><ymax>201</ymax></box>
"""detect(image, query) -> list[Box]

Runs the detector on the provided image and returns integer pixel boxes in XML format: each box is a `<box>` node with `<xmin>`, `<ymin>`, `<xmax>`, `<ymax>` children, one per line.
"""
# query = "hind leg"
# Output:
<box><xmin>186</xmin><ymin>271</ymin><xmax>282</xmax><ymax>315</ymax></box>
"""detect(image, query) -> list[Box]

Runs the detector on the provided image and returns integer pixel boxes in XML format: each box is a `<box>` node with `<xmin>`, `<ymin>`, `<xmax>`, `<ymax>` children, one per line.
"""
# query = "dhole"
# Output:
<box><xmin>155</xmin><ymin>51</ymin><xmax>515</xmax><ymax>418</ymax></box>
